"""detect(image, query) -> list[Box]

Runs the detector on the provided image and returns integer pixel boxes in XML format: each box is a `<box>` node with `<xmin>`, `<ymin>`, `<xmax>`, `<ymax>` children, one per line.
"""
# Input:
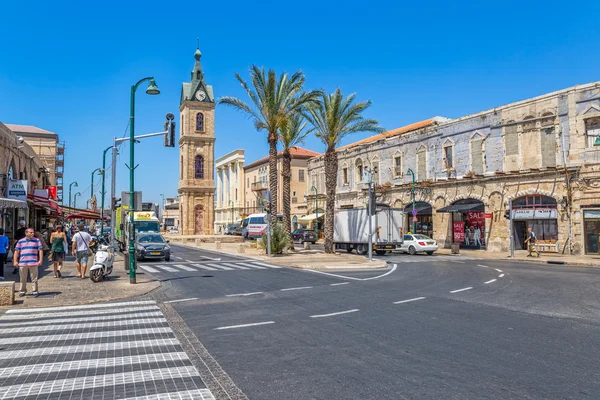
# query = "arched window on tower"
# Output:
<box><xmin>195</xmin><ymin>155</ymin><xmax>204</xmax><ymax>179</ymax></box>
<box><xmin>196</xmin><ymin>113</ymin><xmax>204</xmax><ymax>132</ymax></box>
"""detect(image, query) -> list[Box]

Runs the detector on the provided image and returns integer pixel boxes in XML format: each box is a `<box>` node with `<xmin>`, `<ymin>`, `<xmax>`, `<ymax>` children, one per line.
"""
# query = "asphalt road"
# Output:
<box><xmin>143</xmin><ymin>244</ymin><xmax>600</xmax><ymax>400</ymax></box>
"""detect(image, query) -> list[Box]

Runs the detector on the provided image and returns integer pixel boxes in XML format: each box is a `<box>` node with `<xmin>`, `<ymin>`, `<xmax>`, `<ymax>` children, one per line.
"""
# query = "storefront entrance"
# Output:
<box><xmin>583</xmin><ymin>210</ymin><xmax>600</xmax><ymax>254</ymax></box>
<box><xmin>511</xmin><ymin>195</ymin><xmax>558</xmax><ymax>252</ymax></box>
<box><xmin>437</xmin><ymin>199</ymin><xmax>486</xmax><ymax>249</ymax></box>
<box><xmin>403</xmin><ymin>202</ymin><xmax>433</xmax><ymax>238</ymax></box>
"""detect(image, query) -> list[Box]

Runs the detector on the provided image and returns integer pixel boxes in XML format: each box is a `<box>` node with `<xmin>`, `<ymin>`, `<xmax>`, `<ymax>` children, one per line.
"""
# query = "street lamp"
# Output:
<box><xmin>69</xmin><ymin>181</ymin><xmax>78</xmax><ymax>208</ymax></box>
<box><xmin>128</xmin><ymin>76</ymin><xmax>160</xmax><ymax>284</ymax></box>
<box><xmin>91</xmin><ymin>168</ymin><xmax>101</xmax><ymax>202</ymax></box>
<box><xmin>406</xmin><ymin>168</ymin><xmax>416</xmax><ymax>234</ymax></box>
<box><xmin>160</xmin><ymin>193</ymin><xmax>165</xmax><ymax>230</ymax></box>
<box><xmin>86</xmin><ymin>199</ymin><xmax>90</xmax><ymax>209</ymax></box>
<box><xmin>99</xmin><ymin>146</ymin><xmax>113</xmax><ymax>237</ymax></box>
<box><xmin>74</xmin><ymin>192</ymin><xmax>81</xmax><ymax>209</ymax></box>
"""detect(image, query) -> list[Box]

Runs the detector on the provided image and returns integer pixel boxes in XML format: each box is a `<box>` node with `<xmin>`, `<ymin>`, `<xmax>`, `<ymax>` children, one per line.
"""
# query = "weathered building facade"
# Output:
<box><xmin>215</xmin><ymin>149</ymin><xmax>245</xmax><ymax>233</ymax></box>
<box><xmin>307</xmin><ymin>82</ymin><xmax>600</xmax><ymax>255</ymax></box>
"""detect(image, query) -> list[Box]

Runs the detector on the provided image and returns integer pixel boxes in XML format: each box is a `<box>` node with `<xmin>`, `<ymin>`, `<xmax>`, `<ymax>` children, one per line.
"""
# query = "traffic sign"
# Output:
<box><xmin>412</xmin><ymin>217</ymin><xmax>418</xmax><ymax>222</ymax></box>
<box><xmin>412</xmin><ymin>209</ymin><xmax>418</xmax><ymax>216</ymax></box>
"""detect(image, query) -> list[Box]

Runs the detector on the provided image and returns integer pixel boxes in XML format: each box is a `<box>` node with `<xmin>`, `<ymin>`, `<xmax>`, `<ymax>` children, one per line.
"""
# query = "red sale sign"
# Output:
<box><xmin>45</xmin><ymin>186</ymin><xmax>57</xmax><ymax>200</ymax></box>
<box><xmin>453</xmin><ymin>222</ymin><xmax>465</xmax><ymax>243</ymax></box>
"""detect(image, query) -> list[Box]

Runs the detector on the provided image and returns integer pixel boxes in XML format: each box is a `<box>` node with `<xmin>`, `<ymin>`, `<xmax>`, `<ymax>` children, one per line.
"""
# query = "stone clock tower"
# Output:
<box><xmin>178</xmin><ymin>47</ymin><xmax>216</xmax><ymax>235</ymax></box>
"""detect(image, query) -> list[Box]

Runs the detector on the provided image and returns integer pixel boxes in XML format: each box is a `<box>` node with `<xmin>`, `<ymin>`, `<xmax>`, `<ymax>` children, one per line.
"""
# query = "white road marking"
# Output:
<box><xmin>452</xmin><ymin>260</ymin><xmax>466</xmax><ymax>264</ymax></box>
<box><xmin>330</xmin><ymin>282</ymin><xmax>350</xmax><ymax>286</ymax></box>
<box><xmin>155</xmin><ymin>265</ymin><xmax>179</xmax><ymax>272</ymax></box>
<box><xmin>310</xmin><ymin>309</ymin><xmax>359</xmax><ymax>318</ymax></box>
<box><xmin>238</xmin><ymin>262</ymin><xmax>266</xmax><ymax>269</ymax></box>
<box><xmin>499</xmin><ymin>273</ymin><xmax>505</xmax><ymax>278</ymax></box>
<box><xmin>199</xmin><ymin>255</ymin><xmax>222</xmax><ymax>261</ymax></box>
<box><xmin>393</xmin><ymin>297</ymin><xmax>426</xmax><ymax>304</ymax></box>
<box><xmin>207</xmin><ymin>263</ymin><xmax>233</xmax><ymax>270</ymax></box>
<box><xmin>250</xmin><ymin>261</ymin><xmax>282</xmax><ymax>268</ymax></box>
<box><xmin>191</xmin><ymin>263</ymin><xmax>217</xmax><ymax>271</ymax></box>
<box><xmin>222</xmin><ymin>263</ymin><xmax>250</xmax><ymax>270</ymax></box>
<box><xmin>4</xmin><ymin>300</ymin><xmax>156</xmax><ymax>314</ymax></box>
<box><xmin>226</xmin><ymin>292</ymin><xmax>263</xmax><ymax>297</ymax></box>
<box><xmin>0</xmin><ymin>317</ymin><xmax>167</xmax><ymax>334</ymax></box>
<box><xmin>163</xmin><ymin>297</ymin><xmax>199</xmax><ymax>304</ymax></box>
<box><xmin>450</xmin><ymin>287</ymin><xmax>473</xmax><ymax>293</ymax></box>
<box><xmin>0</xmin><ymin>311</ymin><xmax>163</xmax><ymax>327</ymax></box>
<box><xmin>120</xmin><ymin>389</ymin><xmax>216</xmax><ymax>400</ymax></box>
<box><xmin>280</xmin><ymin>286</ymin><xmax>313</xmax><ymax>291</ymax></box>
<box><xmin>214</xmin><ymin>321</ymin><xmax>275</xmax><ymax>330</ymax></box>
<box><xmin>477</xmin><ymin>264</ymin><xmax>489</xmax><ymax>268</ymax></box>
<box><xmin>0</xmin><ymin>327</ymin><xmax>173</xmax><ymax>345</ymax></box>
<box><xmin>186</xmin><ymin>259</ymin><xmax>195</xmax><ymax>262</ymax></box>
<box><xmin>484</xmin><ymin>279</ymin><xmax>497</xmax><ymax>284</ymax></box>
<box><xmin>174</xmin><ymin>256</ymin><xmax>182</xmax><ymax>260</ymax></box>
<box><xmin>495</xmin><ymin>268</ymin><xmax>503</xmax><ymax>273</ymax></box>
<box><xmin>306</xmin><ymin>264</ymin><xmax>397</xmax><ymax>281</ymax></box>
<box><xmin>0</xmin><ymin>306</ymin><xmax>160</xmax><ymax>320</ymax></box>
<box><xmin>139</xmin><ymin>265</ymin><xmax>160</xmax><ymax>273</ymax></box>
<box><xmin>173</xmin><ymin>264</ymin><xmax>196</xmax><ymax>271</ymax></box>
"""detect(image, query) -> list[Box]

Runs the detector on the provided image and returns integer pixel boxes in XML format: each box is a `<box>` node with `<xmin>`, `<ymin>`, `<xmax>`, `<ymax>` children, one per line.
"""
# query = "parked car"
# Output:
<box><xmin>292</xmin><ymin>229</ymin><xmax>317</xmax><ymax>244</ymax></box>
<box><xmin>136</xmin><ymin>233</ymin><xmax>171</xmax><ymax>261</ymax></box>
<box><xmin>398</xmin><ymin>234</ymin><xmax>438</xmax><ymax>255</ymax></box>
<box><xmin>224</xmin><ymin>223</ymin><xmax>240</xmax><ymax>235</ymax></box>
<box><xmin>233</xmin><ymin>225</ymin><xmax>244</xmax><ymax>236</ymax></box>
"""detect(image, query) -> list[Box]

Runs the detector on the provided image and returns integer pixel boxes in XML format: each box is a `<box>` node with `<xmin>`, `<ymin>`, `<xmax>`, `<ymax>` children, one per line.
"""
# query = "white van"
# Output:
<box><xmin>245</xmin><ymin>213</ymin><xmax>283</xmax><ymax>239</ymax></box>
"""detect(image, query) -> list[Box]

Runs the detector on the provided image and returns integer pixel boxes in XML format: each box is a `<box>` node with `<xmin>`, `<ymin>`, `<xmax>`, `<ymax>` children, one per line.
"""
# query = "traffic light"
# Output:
<box><xmin>112</xmin><ymin>197</ymin><xmax>121</xmax><ymax>210</ymax></box>
<box><xmin>164</xmin><ymin>113</ymin><xmax>176</xmax><ymax>147</ymax></box>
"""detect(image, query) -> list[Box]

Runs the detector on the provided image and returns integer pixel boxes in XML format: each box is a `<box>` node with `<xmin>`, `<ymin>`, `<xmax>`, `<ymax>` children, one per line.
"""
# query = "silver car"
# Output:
<box><xmin>399</xmin><ymin>234</ymin><xmax>438</xmax><ymax>255</ymax></box>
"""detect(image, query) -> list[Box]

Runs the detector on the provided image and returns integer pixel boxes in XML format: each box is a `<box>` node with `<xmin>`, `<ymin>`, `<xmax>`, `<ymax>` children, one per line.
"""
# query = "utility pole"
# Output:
<box><xmin>365</xmin><ymin>167</ymin><xmax>373</xmax><ymax>261</ymax></box>
<box><xmin>110</xmin><ymin>140</ymin><xmax>118</xmax><ymax>251</ymax></box>
<box><xmin>509</xmin><ymin>198</ymin><xmax>514</xmax><ymax>258</ymax></box>
<box><xmin>406</xmin><ymin>169</ymin><xmax>416</xmax><ymax>233</ymax></box>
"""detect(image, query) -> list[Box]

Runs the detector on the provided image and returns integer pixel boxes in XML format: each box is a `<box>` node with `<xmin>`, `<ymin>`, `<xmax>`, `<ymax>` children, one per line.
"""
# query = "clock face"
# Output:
<box><xmin>195</xmin><ymin>90</ymin><xmax>206</xmax><ymax>101</ymax></box>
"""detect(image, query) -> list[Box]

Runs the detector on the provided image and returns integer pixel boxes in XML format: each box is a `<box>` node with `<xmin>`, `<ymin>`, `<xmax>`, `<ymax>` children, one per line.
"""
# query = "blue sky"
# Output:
<box><xmin>1</xmin><ymin>0</ymin><xmax>599</xmax><ymax>209</ymax></box>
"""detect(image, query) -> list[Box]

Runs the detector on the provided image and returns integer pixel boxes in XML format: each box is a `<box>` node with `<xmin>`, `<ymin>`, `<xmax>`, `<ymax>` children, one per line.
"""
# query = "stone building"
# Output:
<box><xmin>243</xmin><ymin>146</ymin><xmax>319</xmax><ymax>230</ymax></box>
<box><xmin>161</xmin><ymin>197</ymin><xmax>180</xmax><ymax>231</ymax></box>
<box><xmin>214</xmin><ymin>149</ymin><xmax>245</xmax><ymax>233</ymax></box>
<box><xmin>178</xmin><ymin>46</ymin><xmax>216</xmax><ymax>235</ymax></box>
<box><xmin>307</xmin><ymin>81</ymin><xmax>600</xmax><ymax>255</ymax></box>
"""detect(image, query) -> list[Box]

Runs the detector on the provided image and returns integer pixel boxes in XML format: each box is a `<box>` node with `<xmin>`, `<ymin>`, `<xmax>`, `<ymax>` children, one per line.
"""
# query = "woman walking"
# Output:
<box><xmin>50</xmin><ymin>225</ymin><xmax>67</xmax><ymax>278</ymax></box>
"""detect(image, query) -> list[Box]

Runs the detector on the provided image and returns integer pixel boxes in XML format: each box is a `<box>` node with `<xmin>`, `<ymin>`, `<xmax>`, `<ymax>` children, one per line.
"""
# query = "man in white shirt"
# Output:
<box><xmin>71</xmin><ymin>225</ymin><xmax>92</xmax><ymax>279</ymax></box>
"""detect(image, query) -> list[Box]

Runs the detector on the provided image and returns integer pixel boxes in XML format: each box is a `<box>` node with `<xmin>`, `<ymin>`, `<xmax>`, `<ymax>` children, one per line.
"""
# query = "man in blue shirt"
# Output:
<box><xmin>0</xmin><ymin>228</ymin><xmax>8</xmax><ymax>281</ymax></box>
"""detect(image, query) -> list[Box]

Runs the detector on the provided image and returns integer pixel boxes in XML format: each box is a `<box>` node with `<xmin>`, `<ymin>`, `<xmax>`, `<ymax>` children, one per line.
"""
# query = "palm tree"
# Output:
<box><xmin>279</xmin><ymin>113</ymin><xmax>310</xmax><ymax>249</ymax></box>
<box><xmin>304</xmin><ymin>88</ymin><xmax>384</xmax><ymax>253</ymax></box>
<box><xmin>219</xmin><ymin>66</ymin><xmax>320</xmax><ymax>222</ymax></box>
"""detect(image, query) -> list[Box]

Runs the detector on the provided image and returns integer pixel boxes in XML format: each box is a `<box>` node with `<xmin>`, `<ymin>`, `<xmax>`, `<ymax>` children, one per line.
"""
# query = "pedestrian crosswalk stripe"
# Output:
<box><xmin>0</xmin><ymin>310</ymin><xmax>164</xmax><ymax>327</ymax></box>
<box><xmin>155</xmin><ymin>265</ymin><xmax>179</xmax><ymax>272</ymax></box>
<box><xmin>173</xmin><ymin>264</ymin><xmax>197</xmax><ymax>271</ymax></box>
<box><xmin>139</xmin><ymin>265</ymin><xmax>160</xmax><ymax>273</ymax></box>
<box><xmin>0</xmin><ymin>326</ymin><xmax>174</xmax><ymax>345</ymax></box>
<box><xmin>238</xmin><ymin>262</ymin><xmax>266</xmax><ymax>269</ymax></box>
<box><xmin>249</xmin><ymin>261</ymin><xmax>282</xmax><ymax>268</ymax></box>
<box><xmin>207</xmin><ymin>263</ymin><xmax>233</xmax><ymax>270</ymax></box>
<box><xmin>0</xmin><ymin>317</ymin><xmax>167</xmax><ymax>334</ymax></box>
<box><xmin>222</xmin><ymin>262</ymin><xmax>249</xmax><ymax>269</ymax></box>
<box><xmin>191</xmin><ymin>263</ymin><xmax>217</xmax><ymax>271</ymax></box>
<box><xmin>0</xmin><ymin>338</ymin><xmax>180</xmax><ymax>360</ymax></box>
<box><xmin>0</xmin><ymin>305</ymin><xmax>160</xmax><ymax>320</ymax></box>
<box><xmin>0</xmin><ymin>366</ymin><xmax>200</xmax><ymax>399</ymax></box>
<box><xmin>0</xmin><ymin>352</ymin><xmax>189</xmax><ymax>379</ymax></box>
<box><xmin>5</xmin><ymin>300</ymin><xmax>157</xmax><ymax>314</ymax></box>
<box><xmin>119</xmin><ymin>388</ymin><xmax>216</xmax><ymax>400</ymax></box>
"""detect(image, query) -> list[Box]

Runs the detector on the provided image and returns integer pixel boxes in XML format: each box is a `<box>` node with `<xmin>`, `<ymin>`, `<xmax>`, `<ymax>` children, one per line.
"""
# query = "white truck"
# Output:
<box><xmin>334</xmin><ymin>207</ymin><xmax>404</xmax><ymax>255</ymax></box>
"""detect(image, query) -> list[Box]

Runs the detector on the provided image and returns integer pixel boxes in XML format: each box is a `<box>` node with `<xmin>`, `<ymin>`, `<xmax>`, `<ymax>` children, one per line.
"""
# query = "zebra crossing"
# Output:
<box><xmin>0</xmin><ymin>300</ymin><xmax>215</xmax><ymax>400</ymax></box>
<box><xmin>138</xmin><ymin>259</ymin><xmax>283</xmax><ymax>274</ymax></box>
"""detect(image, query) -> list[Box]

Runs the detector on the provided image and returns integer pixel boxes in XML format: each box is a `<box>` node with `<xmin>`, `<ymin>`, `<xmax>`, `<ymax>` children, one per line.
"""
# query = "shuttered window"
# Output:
<box><xmin>417</xmin><ymin>149</ymin><xmax>426</xmax><ymax>181</ymax></box>
<box><xmin>541</xmin><ymin>128</ymin><xmax>556</xmax><ymax>167</ymax></box>
<box><xmin>471</xmin><ymin>139</ymin><xmax>483</xmax><ymax>174</ymax></box>
<box><xmin>505</xmin><ymin>125</ymin><xmax>518</xmax><ymax>156</ymax></box>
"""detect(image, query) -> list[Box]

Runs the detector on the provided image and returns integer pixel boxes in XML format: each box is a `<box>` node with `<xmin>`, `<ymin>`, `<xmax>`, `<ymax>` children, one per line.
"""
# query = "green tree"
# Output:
<box><xmin>219</xmin><ymin>66</ymin><xmax>320</xmax><ymax>221</ymax></box>
<box><xmin>279</xmin><ymin>113</ymin><xmax>310</xmax><ymax>249</ymax></box>
<box><xmin>304</xmin><ymin>88</ymin><xmax>384</xmax><ymax>253</ymax></box>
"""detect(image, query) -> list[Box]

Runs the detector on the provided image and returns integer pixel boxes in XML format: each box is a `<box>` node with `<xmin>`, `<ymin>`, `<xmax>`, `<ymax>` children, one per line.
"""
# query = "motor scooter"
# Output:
<box><xmin>90</xmin><ymin>242</ymin><xmax>114</xmax><ymax>282</ymax></box>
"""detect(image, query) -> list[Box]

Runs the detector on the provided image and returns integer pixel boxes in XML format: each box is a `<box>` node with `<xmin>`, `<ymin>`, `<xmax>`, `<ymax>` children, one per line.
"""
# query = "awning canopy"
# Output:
<box><xmin>437</xmin><ymin>202</ymin><xmax>484</xmax><ymax>213</ymax></box>
<box><xmin>0</xmin><ymin>197</ymin><xmax>28</xmax><ymax>209</ymax></box>
<box><xmin>65</xmin><ymin>211</ymin><xmax>104</xmax><ymax>220</ymax></box>
<box><xmin>403</xmin><ymin>202</ymin><xmax>432</xmax><ymax>214</ymax></box>
<box><xmin>298</xmin><ymin>212</ymin><xmax>326</xmax><ymax>223</ymax></box>
<box><xmin>27</xmin><ymin>193</ymin><xmax>63</xmax><ymax>215</ymax></box>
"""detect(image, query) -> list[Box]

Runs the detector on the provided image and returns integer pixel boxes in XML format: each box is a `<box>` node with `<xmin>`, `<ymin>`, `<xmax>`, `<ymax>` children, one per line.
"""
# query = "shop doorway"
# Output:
<box><xmin>513</xmin><ymin>221</ymin><xmax>527</xmax><ymax>250</ymax></box>
<box><xmin>437</xmin><ymin>199</ymin><xmax>486</xmax><ymax>249</ymax></box>
<box><xmin>403</xmin><ymin>202</ymin><xmax>433</xmax><ymax>238</ymax></box>
<box><xmin>585</xmin><ymin>220</ymin><xmax>600</xmax><ymax>254</ymax></box>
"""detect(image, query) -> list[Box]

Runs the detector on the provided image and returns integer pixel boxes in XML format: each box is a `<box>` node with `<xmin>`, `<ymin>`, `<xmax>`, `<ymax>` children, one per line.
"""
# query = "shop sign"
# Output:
<box><xmin>7</xmin><ymin>180</ymin><xmax>27</xmax><ymax>201</ymax></box>
<box><xmin>453</xmin><ymin>222</ymin><xmax>465</xmax><ymax>242</ymax></box>
<box><xmin>45</xmin><ymin>186</ymin><xmax>57</xmax><ymax>199</ymax></box>
<box><xmin>465</xmin><ymin>212</ymin><xmax>485</xmax><ymax>248</ymax></box>
<box><xmin>512</xmin><ymin>209</ymin><xmax>557</xmax><ymax>220</ymax></box>
<box><xmin>483</xmin><ymin>213</ymin><xmax>493</xmax><ymax>218</ymax></box>
<box><xmin>134</xmin><ymin>212</ymin><xmax>153</xmax><ymax>220</ymax></box>
<box><xmin>583</xmin><ymin>210</ymin><xmax>600</xmax><ymax>219</ymax></box>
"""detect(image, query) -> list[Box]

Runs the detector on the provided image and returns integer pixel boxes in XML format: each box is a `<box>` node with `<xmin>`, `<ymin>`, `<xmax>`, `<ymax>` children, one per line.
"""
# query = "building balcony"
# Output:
<box><xmin>251</xmin><ymin>181</ymin><xmax>268</xmax><ymax>191</ymax></box>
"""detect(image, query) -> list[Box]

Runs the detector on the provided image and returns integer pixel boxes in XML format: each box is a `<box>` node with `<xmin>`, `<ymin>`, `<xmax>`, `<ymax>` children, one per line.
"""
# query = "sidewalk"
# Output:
<box><xmin>436</xmin><ymin>248</ymin><xmax>600</xmax><ymax>267</ymax></box>
<box><xmin>1</xmin><ymin>253</ymin><xmax>161</xmax><ymax>308</ymax></box>
<box><xmin>183</xmin><ymin>241</ymin><xmax>388</xmax><ymax>270</ymax></box>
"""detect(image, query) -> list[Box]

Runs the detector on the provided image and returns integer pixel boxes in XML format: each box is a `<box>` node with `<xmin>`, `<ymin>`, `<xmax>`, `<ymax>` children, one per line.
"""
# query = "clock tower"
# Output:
<box><xmin>178</xmin><ymin>46</ymin><xmax>216</xmax><ymax>235</ymax></box>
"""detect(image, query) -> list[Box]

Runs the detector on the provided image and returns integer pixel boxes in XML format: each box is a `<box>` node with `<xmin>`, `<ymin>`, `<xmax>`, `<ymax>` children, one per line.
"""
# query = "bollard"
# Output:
<box><xmin>238</xmin><ymin>244</ymin><xmax>245</xmax><ymax>254</ymax></box>
<box><xmin>216</xmin><ymin>241</ymin><xmax>222</xmax><ymax>250</ymax></box>
<box><xmin>304</xmin><ymin>241</ymin><xmax>311</xmax><ymax>250</ymax></box>
<box><xmin>195</xmin><ymin>239</ymin><xmax>202</xmax><ymax>247</ymax></box>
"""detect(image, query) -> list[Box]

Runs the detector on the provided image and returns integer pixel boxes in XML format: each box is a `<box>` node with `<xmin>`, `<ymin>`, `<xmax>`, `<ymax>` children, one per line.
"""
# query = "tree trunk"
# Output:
<box><xmin>268</xmin><ymin>133</ymin><xmax>278</xmax><ymax>224</ymax></box>
<box><xmin>282</xmin><ymin>148</ymin><xmax>294</xmax><ymax>250</ymax></box>
<box><xmin>324</xmin><ymin>147</ymin><xmax>338</xmax><ymax>253</ymax></box>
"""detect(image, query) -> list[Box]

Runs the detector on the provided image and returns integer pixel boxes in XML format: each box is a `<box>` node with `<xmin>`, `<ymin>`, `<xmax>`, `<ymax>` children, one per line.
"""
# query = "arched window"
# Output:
<box><xmin>195</xmin><ymin>155</ymin><xmax>204</xmax><ymax>179</ymax></box>
<box><xmin>7</xmin><ymin>161</ymin><xmax>15</xmax><ymax>180</ymax></box>
<box><xmin>355</xmin><ymin>159</ymin><xmax>363</xmax><ymax>184</ymax></box>
<box><xmin>196</xmin><ymin>113</ymin><xmax>204</xmax><ymax>132</ymax></box>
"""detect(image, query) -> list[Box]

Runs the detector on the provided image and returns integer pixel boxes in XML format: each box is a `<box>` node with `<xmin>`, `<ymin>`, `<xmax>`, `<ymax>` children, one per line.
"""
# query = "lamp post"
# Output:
<box><xmin>128</xmin><ymin>76</ymin><xmax>160</xmax><ymax>284</ymax></box>
<box><xmin>69</xmin><ymin>181</ymin><xmax>78</xmax><ymax>208</ymax></box>
<box><xmin>91</xmin><ymin>168</ymin><xmax>101</xmax><ymax>201</ymax></box>
<box><xmin>160</xmin><ymin>193</ymin><xmax>165</xmax><ymax>230</ymax></box>
<box><xmin>99</xmin><ymin>146</ymin><xmax>113</xmax><ymax>237</ymax></box>
<box><xmin>74</xmin><ymin>192</ymin><xmax>81</xmax><ymax>209</ymax></box>
<box><xmin>406</xmin><ymin>169</ymin><xmax>416</xmax><ymax>234</ymax></box>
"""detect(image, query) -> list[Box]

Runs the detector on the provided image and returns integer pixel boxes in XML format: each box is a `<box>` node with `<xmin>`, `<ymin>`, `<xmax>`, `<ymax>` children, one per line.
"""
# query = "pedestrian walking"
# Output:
<box><xmin>13</xmin><ymin>228</ymin><xmax>43</xmax><ymax>297</ymax></box>
<box><xmin>72</xmin><ymin>225</ymin><xmax>92</xmax><ymax>279</ymax></box>
<box><xmin>0</xmin><ymin>228</ymin><xmax>9</xmax><ymax>281</ymax></box>
<box><xmin>524</xmin><ymin>227</ymin><xmax>540</xmax><ymax>257</ymax></box>
<box><xmin>12</xmin><ymin>220</ymin><xmax>27</xmax><ymax>275</ymax></box>
<box><xmin>50</xmin><ymin>225</ymin><xmax>67</xmax><ymax>278</ymax></box>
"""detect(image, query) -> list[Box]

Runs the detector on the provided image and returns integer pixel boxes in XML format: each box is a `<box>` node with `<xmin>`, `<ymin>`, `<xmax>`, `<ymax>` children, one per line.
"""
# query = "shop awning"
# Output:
<box><xmin>298</xmin><ymin>212</ymin><xmax>325</xmax><ymax>223</ymax></box>
<box><xmin>403</xmin><ymin>202</ymin><xmax>432</xmax><ymax>214</ymax></box>
<box><xmin>436</xmin><ymin>203</ymin><xmax>484</xmax><ymax>213</ymax></box>
<box><xmin>0</xmin><ymin>197</ymin><xmax>28</xmax><ymax>209</ymax></box>
<box><xmin>65</xmin><ymin>211</ymin><xmax>104</xmax><ymax>220</ymax></box>
<box><xmin>27</xmin><ymin>193</ymin><xmax>63</xmax><ymax>215</ymax></box>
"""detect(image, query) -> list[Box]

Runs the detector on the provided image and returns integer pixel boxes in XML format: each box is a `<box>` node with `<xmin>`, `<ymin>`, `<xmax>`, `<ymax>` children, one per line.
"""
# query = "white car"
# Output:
<box><xmin>399</xmin><ymin>234</ymin><xmax>438</xmax><ymax>255</ymax></box>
